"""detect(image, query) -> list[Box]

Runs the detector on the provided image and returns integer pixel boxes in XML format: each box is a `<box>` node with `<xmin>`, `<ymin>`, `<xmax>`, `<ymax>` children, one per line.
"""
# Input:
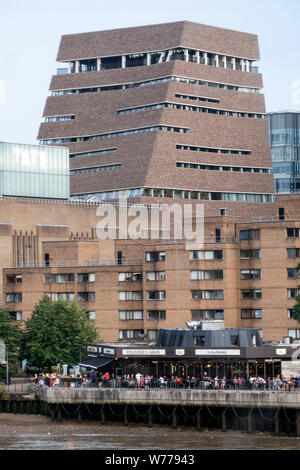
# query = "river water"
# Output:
<box><xmin>1</xmin><ymin>414</ymin><xmax>300</xmax><ymax>450</ymax></box>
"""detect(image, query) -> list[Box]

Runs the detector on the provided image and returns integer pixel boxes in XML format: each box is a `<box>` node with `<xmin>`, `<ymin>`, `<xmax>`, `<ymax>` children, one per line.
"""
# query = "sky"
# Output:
<box><xmin>0</xmin><ymin>0</ymin><xmax>299</xmax><ymax>145</ymax></box>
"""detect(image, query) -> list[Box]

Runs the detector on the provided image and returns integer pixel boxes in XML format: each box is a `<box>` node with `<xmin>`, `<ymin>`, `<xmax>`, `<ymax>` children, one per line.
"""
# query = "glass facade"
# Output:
<box><xmin>0</xmin><ymin>142</ymin><xmax>69</xmax><ymax>199</ymax></box>
<box><xmin>268</xmin><ymin>112</ymin><xmax>300</xmax><ymax>194</ymax></box>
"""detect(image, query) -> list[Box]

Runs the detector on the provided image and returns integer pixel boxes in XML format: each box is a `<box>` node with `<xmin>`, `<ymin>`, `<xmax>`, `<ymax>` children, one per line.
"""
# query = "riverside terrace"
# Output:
<box><xmin>78</xmin><ymin>345</ymin><xmax>292</xmax><ymax>379</ymax></box>
<box><xmin>18</xmin><ymin>385</ymin><xmax>300</xmax><ymax>435</ymax></box>
<box><xmin>80</xmin><ymin>328</ymin><xmax>300</xmax><ymax>380</ymax></box>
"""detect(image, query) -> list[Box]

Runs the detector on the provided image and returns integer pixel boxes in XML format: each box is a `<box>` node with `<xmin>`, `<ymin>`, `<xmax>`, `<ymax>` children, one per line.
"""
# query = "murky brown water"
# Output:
<box><xmin>1</xmin><ymin>414</ymin><xmax>300</xmax><ymax>450</ymax></box>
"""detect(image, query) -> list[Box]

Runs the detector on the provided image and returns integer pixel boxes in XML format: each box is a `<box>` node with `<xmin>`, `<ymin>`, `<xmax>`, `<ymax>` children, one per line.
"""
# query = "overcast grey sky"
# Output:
<box><xmin>1</xmin><ymin>0</ymin><xmax>299</xmax><ymax>145</ymax></box>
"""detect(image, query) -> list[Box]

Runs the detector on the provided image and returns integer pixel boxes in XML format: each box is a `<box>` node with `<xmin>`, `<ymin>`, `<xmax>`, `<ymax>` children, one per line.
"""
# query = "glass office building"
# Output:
<box><xmin>268</xmin><ymin>111</ymin><xmax>300</xmax><ymax>194</ymax></box>
<box><xmin>0</xmin><ymin>142</ymin><xmax>69</xmax><ymax>199</ymax></box>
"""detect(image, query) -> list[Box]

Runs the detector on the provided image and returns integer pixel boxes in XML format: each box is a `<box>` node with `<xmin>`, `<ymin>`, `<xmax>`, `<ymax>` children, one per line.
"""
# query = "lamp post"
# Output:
<box><xmin>5</xmin><ymin>344</ymin><xmax>9</xmax><ymax>386</ymax></box>
<box><xmin>78</xmin><ymin>344</ymin><xmax>82</xmax><ymax>365</ymax></box>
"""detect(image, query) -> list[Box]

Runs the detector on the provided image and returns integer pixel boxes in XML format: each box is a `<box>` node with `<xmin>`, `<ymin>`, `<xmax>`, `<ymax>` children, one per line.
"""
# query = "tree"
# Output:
<box><xmin>21</xmin><ymin>295</ymin><xmax>99</xmax><ymax>370</ymax></box>
<box><xmin>293</xmin><ymin>262</ymin><xmax>300</xmax><ymax>322</ymax></box>
<box><xmin>0</xmin><ymin>309</ymin><xmax>22</xmax><ymax>378</ymax></box>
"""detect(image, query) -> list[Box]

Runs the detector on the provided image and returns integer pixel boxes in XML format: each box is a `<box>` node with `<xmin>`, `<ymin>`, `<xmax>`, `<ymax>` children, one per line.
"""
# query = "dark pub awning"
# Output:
<box><xmin>79</xmin><ymin>356</ymin><xmax>114</xmax><ymax>370</ymax></box>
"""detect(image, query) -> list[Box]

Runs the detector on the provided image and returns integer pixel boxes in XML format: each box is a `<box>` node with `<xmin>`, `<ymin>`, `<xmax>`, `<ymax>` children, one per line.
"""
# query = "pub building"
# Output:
<box><xmin>80</xmin><ymin>324</ymin><xmax>300</xmax><ymax>380</ymax></box>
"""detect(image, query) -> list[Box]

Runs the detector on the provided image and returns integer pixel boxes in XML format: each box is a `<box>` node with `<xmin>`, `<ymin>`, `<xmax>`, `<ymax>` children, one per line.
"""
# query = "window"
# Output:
<box><xmin>147</xmin><ymin>330</ymin><xmax>158</xmax><ymax>340</ymax></box>
<box><xmin>287</xmin><ymin>228</ymin><xmax>300</xmax><ymax>238</ymax></box>
<box><xmin>78</xmin><ymin>273</ymin><xmax>96</xmax><ymax>283</ymax></box>
<box><xmin>118</xmin><ymin>272</ymin><xmax>142</xmax><ymax>282</ymax></box>
<box><xmin>146</xmin><ymin>251</ymin><xmax>165</xmax><ymax>262</ymax></box>
<box><xmin>194</xmin><ymin>335</ymin><xmax>206</xmax><ymax>346</ymax></box>
<box><xmin>6</xmin><ymin>293</ymin><xmax>22</xmax><ymax>303</ymax></box>
<box><xmin>190</xmin><ymin>250</ymin><xmax>222</xmax><ymax>260</ymax></box>
<box><xmin>215</xmin><ymin>228</ymin><xmax>221</xmax><ymax>243</ymax></box>
<box><xmin>70</xmin><ymin>164</ymin><xmax>121</xmax><ymax>175</ymax></box>
<box><xmin>287</xmin><ymin>248</ymin><xmax>300</xmax><ymax>259</ymax></box>
<box><xmin>240</xmin><ymin>229</ymin><xmax>260</xmax><ymax>240</ymax></box>
<box><xmin>240</xmin><ymin>250</ymin><xmax>260</xmax><ymax>259</ymax></box>
<box><xmin>45</xmin><ymin>115</ymin><xmax>75</xmax><ymax>122</ymax></box>
<box><xmin>288</xmin><ymin>288</ymin><xmax>300</xmax><ymax>298</ymax></box>
<box><xmin>119</xmin><ymin>329</ymin><xmax>144</xmax><ymax>339</ymax></box>
<box><xmin>241</xmin><ymin>289</ymin><xmax>262</xmax><ymax>299</ymax></box>
<box><xmin>117</xmin><ymin>251</ymin><xmax>123</xmax><ymax>265</ymax></box>
<box><xmin>87</xmin><ymin>311</ymin><xmax>96</xmax><ymax>320</ymax></box>
<box><xmin>101</xmin><ymin>56</ymin><xmax>122</xmax><ymax>70</ymax></box>
<box><xmin>279</xmin><ymin>208</ymin><xmax>285</xmax><ymax>220</ymax></box>
<box><xmin>6</xmin><ymin>275</ymin><xmax>22</xmax><ymax>284</ymax></box>
<box><xmin>289</xmin><ymin>329</ymin><xmax>300</xmax><ymax>339</ymax></box>
<box><xmin>191</xmin><ymin>290</ymin><xmax>224</xmax><ymax>300</ymax></box>
<box><xmin>287</xmin><ymin>268</ymin><xmax>300</xmax><ymax>279</ymax></box>
<box><xmin>147</xmin><ymin>310</ymin><xmax>166</xmax><ymax>320</ymax></box>
<box><xmin>241</xmin><ymin>309</ymin><xmax>262</xmax><ymax>319</ymax></box>
<box><xmin>288</xmin><ymin>309</ymin><xmax>295</xmax><ymax>319</ymax></box>
<box><xmin>44</xmin><ymin>253</ymin><xmax>50</xmax><ymax>267</ymax></box>
<box><xmin>147</xmin><ymin>291</ymin><xmax>166</xmax><ymax>301</ymax></box>
<box><xmin>126</xmin><ymin>53</ymin><xmax>147</xmax><ymax>67</ymax></box>
<box><xmin>8</xmin><ymin>311</ymin><xmax>22</xmax><ymax>321</ymax></box>
<box><xmin>231</xmin><ymin>335</ymin><xmax>238</xmax><ymax>345</ymax></box>
<box><xmin>119</xmin><ymin>310</ymin><xmax>143</xmax><ymax>320</ymax></box>
<box><xmin>191</xmin><ymin>310</ymin><xmax>224</xmax><ymax>320</ymax></box>
<box><xmin>46</xmin><ymin>292</ymin><xmax>75</xmax><ymax>301</ymax></box>
<box><xmin>190</xmin><ymin>270</ymin><xmax>223</xmax><ymax>280</ymax></box>
<box><xmin>146</xmin><ymin>271</ymin><xmax>165</xmax><ymax>281</ymax></box>
<box><xmin>176</xmin><ymin>144</ymin><xmax>252</xmax><ymax>156</ymax></box>
<box><xmin>45</xmin><ymin>274</ymin><xmax>75</xmax><ymax>283</ymax></box>
<box><xmin>77</xmin><ymin>292</ymin><xmax>95</xmax><ymax>302</ymax></box>
<box><xmin>117</xmin><ymin>101</ymin><xmax>264</xmax><ymax>120</ymax></box>
<box><xmin>240</xmin><ymin>269</ymin><xmax>261</xmax><ymax>280</ymax></box>
<box><xmin>119</xmin><ymin>291</ymin><xmax>143</xmax><ymax>301</ymax></box>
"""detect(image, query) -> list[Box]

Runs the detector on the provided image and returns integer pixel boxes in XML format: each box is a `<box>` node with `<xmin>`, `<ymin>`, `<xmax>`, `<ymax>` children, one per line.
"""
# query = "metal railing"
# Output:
<box><xmin>33</xmin><ymin>378</ymin><xmax>300</xmax><ymax>392</ymax></box>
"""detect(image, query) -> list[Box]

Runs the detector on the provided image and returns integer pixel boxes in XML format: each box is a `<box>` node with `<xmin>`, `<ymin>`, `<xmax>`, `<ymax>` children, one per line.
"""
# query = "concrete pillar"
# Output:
<box><xmin>122</xmin><ymin>55</ymin><xmax>126</xmax><ymax>69</ymax></box>
<box><xmin>158</xmin><ymin>51</ymin><xmax>166</xmax><ymax>64</ymax></box>
<box><xmin>245</xmin><ymin>60</ymin><xmax>250</xmax><ymax>72</ymax></box>
<box><xmin>232</xmin><ymin>57</ymin><xmax>236</xmax><ymax>70</ymax></box>
<box><xmin>247</xmin><ymin>409</ymin><xmax>252</xmax><ymax>433</ymax></box>
<box><xmin>196</xmin><ymin>409</ymin><xmax>202</xmax><ymax>431</ymax></box>
<box><xmin>172</xmin><ymin>409</ymin><xmax>177</xmax><ymax>429</ymax></box>
<box><xmin>148</xmin><ymin>409</ymin><xmax>153</xmax><ymax>427</ymax></box>
<box><xmin>222</xmin><ymin>409</ymin><xmax>227</xmax><ymax>432</ymax></box>
<box><xmin>97</xmin><ymin>58</ymin><xmax>101</xmax><ymax>71</ymax></box>
<box><xmin>241</xmin><ymin>59</ymin><xmax>245</xmax><ymax>71</ymax></box>
<box><xmin>124</xmin><ymin>406</ymin><xmax>128</xmax><ymax>426</ymax></box>
<box><xmin>77</xmin><ymin>405</ymin><xmax>82</xmax><ymax>421</ymax></box>
<box><xmin>68</xmin><ymin>62</ymin><xmax>72</xmax><ymax>74</ymax></box>
<box><xmin>214</xmin><ymin>54</ymin><xmax>219</xmax><ymax>67</ymax></box>
<box><xmin>147</xmin><ymin>53</ymin><xmax>151</xmax><ymax>66</ymax></box>
<box><xmin>57</xmin><ymin>404</ymin><xmax>62</xmax><ymax>422</ymax></box>
<box><xmin>75</xmin><ymin>61</ymin><xmax>80</xmax><ymax>73</ymax></box>
<box><xmin>166</xmin><ymin>50</ymin><xmax>172</xmax><ymax>62</ymax></box>
<box><xmin>100</xmin><ymin>407</ymin><xmax>105</xmax><ymax>425</ymax></box>
<box><xmin>296</xmin><ymin>411</ymin><xmax>300</xmax><ymax>437</ymax></box>
<box><xmin>274</xmin><ymin>411</ymin><xmax>280</xmax><ymax>435</ymax></box>
<box><xmin>203</xmin><ymin>52</ymin><xmax>208</xmax><ymax>65</ymax></box>
<box><xmin>195</xmin><ymin>51</ymin><xmax>200</xmax><ymax>64</ymax></box>
<box><xmin>223</xmin><ymin>56</ymin><xmax>227</xmax><ymax>69</ymax></box>
<box><xmin>12</xmin><ymin>400</ymin><xmax>17</xmax><ymax>414</ymax></box>
<box><xmin>184</xmin><ymin>49</ymin><xmax>189</xmax><ymax>62</ymax></box>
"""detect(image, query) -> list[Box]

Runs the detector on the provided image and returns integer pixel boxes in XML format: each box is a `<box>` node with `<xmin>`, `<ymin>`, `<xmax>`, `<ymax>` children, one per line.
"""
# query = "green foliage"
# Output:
<box><xmin>0</xmin><ymin>308</ymin><xmax>22</xmax><ymax>369</ymax></box>
<box><xmin>21</xmin><ymin>295</ymin><xmax>100</xmax><ymax>370</ymax></box>
<box><xmin>0</xmin><ymin>383</ymin><xmax>7</xmax><ymax>399</ymax></box>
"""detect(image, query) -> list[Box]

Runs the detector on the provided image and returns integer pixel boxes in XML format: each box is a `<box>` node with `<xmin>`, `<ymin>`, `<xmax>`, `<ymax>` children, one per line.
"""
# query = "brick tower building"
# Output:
<box><xmin>38</xmin><ymin>21</ymin><xmax>275</xmax><ymax>218</ymax></box>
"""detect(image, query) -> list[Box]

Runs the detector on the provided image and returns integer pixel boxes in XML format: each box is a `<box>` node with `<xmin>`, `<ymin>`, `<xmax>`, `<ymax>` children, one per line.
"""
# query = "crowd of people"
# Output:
<box><xmin>31</xmin><ymin>370</ymin><xmax>300</xmax><ymax>391</ymax></box>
